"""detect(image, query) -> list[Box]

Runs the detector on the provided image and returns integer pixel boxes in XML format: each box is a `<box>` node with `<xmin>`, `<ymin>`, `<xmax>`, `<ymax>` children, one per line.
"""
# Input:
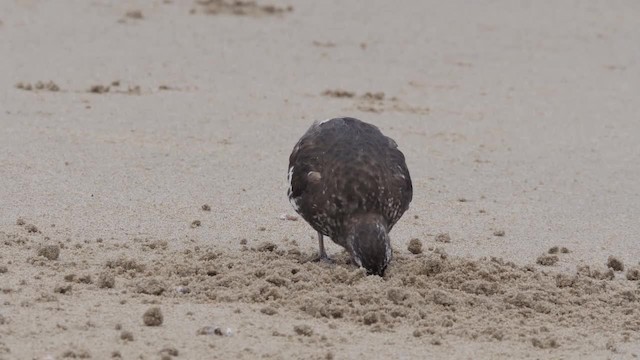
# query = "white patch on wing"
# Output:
<box><xmin>289</xmin><ymin>196</ymin><xmax>300</xmax><ymax>212</ymax></box>
<box><xmin>287</xmin><ymin>166</ymin><xmax>294</xmax><ymax>196</ymax></box>
<box><xmin>352</xmin><ymin>256</ymin><xmax>363</xmax><ymax>267</ymax></box>
<box><xmin>395</xmin><ymin>164</ymin><xmax>406</xmax><ymax>179</ymax></box>
<box><xmin>307</xmin><ymin>171</ymin><xmax>322</xmax><ymax>182</ymax></box>
<box><xmin>375</xmin><ymin>222</ymin><xmax>392</xmax><ymax>265</ymax></box>
<box><xmin>319</xmin><ymin>118</ymin><xmax>333</xmax><ymax>125</ymax></box>
<box><xmin>287</xmin><ymin>166</ymin><xmax>300</xmax><ymax>212</ymax></box>
<box><xmin>385</xmin><ymin>241</ymin><xmax>393</xmax><ymax>264</ymax></box>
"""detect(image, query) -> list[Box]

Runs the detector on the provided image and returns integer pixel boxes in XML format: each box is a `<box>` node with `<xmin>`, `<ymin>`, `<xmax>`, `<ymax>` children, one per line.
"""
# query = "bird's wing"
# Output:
<box><xmin>384</xmin><ymin>139</ymin><xmax>413</xmax><ymax>229</ymax></box>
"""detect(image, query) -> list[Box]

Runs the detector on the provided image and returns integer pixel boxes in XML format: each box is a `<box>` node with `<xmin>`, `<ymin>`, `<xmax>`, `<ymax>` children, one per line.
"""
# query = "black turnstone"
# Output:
<box><xmin>287</xmin><ymin>117</ymin><xmax>413</xmax><ymax>276</ymax></box>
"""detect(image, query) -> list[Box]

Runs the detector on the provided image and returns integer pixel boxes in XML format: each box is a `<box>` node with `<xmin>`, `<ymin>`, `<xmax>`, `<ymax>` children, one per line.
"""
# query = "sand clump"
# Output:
<box><xmin>607</xmin><ymin>256</ymin><xmax>624</xmax><ymax>271</ymax></box>
<box><xmin>194</xmin><ymin>0</ymin><xmax>293</xmax><ymax>17</ymax></box>
<box><xmin>136</xmin><ymin>278</ymin><xmax>167</xmax><ymax>295</ymax></box>
<box><xmin>312</xmin><ymin>40</ymin><xmax>336</xmax><ymax>48</ymax></box>
<box><xmin>159</xmin><ymin>347</ymin><xmax>179</xmax><ymax>360</ymax></box>
<box><xmin>15</xmin><ymin>81</ymin><xmax>60</xmax><ymax>92</ymax></box>
<box><xmin>322</xmin><ymin>89</ymin><xmax>355</xmax><ymax>98</ymax></box>
<box><xmin>293</xmin><ymin>324</ymin><xmax>313</xmax><ymax>336</ymax></box>
<box><xmin>16</xmin><ymin>220</ymin><xmax>40</xmax><ymax>233</ymax></box>
<box><xmin>61</xmin><ymin>349</ymin><xmax>91</xmax><ymax>358</ymax></box>
<box><xmin>125</xmin><ymin>10</ymin><xmax>143</xmax><ymax>19</ymax></box>
<box><xmin>407</xmin><ymin>238</ymin><xmax>422</xmax><ymax>254</ymax></box>
<box><xmin>321</xmin><ymin>89</ymin><xmax>429</xmax><ymax>114</ymax></box>
<box><xmin>97</xmin><ymin>273</ymin><xmax>116</xmax><ymax>288</ymax></box>
<box><xmin>37</xmin><ymin>245</ymin><xmax>60</xmax><ymax>260</ymax></box>
<box><xmin>577</xmin><ymin>265</ymin><xmax>615</xmax><ymax>280</ymax></box>
<box><xmin>536</xmin><ymin>254</ymin><xmax>558</xmax><ymax>266</ymax></box>
<box><xmin>196</xmin><ymin>326</ymin><xmax>232</xmax><ymax>336</ymax></box>
<box><xmin>255</xmin><ymin>241</ymin><xmax>277</xmax><ymax>252</ymax></box>
<box><xmin>25</xmin><ymin>224</ymin><xmax>39</xmax><ymax>233</ymax></box>
<box><xmin>88</xmin><ymin>85</ymin><xmax>110</xmax><ymax>94</ymax></box>
<box><xmin>65</xmin><ymin>274</ymin><xmax>92</xmax><ymax>284</ymax></box>
<box><xmin>361</xmin><ymin>92</ymin><xmax>385</xmax><ymax>101</ymax></box>
<box><xmin>260</xmin><ymin>306</ymin><xmax>277</xmax><ymax>315</ymax></box>
<box><xmin>531</xmin><ymin>337</ymin><xmax>560</xmax><ymax>349</ymax></box>
<box><xmin>105</xmin><ymin>257</ymin><xmax>146</xmax><ymax>274</ymax></box>
<box><xmin>54</xmin><ymin>284</ymin><xmax>72</xmax><ymax>294</ymax></box>
<box><xmin>626</xmin><ymin>266</ymin><xmax>640</xmax><ymax>280</ymax></box>
<box><xmin>548</xmin><ymin>246</ymin><xmax>570</xmax><ymax>254</ymax></box>
<box><xmin>143</xmin><ymin>307</ymin><xmax>163</xmax><ymax>326</ymax></box>
<box><xmin>120</xmin><ymin>330</ymin><xmax>134</xmax><ymax>342</ymax></box>
<box><xmin>434</xmin><ymin>233</ymin><xmax>451</xmax><ymax>243</ymax></box>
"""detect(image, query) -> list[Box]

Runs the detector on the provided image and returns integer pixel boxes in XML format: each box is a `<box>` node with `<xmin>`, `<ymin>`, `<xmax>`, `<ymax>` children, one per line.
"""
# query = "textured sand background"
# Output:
<box><xmin>1</xmin><ymin>0</ymin><xmax>640</xmax><ymax>359</ymax></box>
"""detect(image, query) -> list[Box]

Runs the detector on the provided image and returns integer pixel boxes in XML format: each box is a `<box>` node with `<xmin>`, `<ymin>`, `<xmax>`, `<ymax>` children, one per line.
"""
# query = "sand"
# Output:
<box><xmin>1</xmin><ymin>0</ymin><xmax>640</xmax><ymax>359</ymax></box>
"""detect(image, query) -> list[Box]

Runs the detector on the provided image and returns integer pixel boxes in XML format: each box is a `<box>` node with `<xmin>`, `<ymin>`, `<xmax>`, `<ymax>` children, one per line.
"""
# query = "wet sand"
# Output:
<box><xmin>1</xmin><ymin>1</ymin><xmax>639</xmax><ymax>359</ymax></box>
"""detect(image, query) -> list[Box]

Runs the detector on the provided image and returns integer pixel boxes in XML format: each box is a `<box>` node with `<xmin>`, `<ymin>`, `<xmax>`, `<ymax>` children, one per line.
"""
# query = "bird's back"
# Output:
<box><xmin>288</xmin><ymin>118</ymin><xmax>412</xmax><ymax>240</ymax></box>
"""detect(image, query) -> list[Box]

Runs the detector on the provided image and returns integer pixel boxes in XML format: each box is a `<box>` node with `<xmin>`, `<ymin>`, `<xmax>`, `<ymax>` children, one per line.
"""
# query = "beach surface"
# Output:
<box><xmin>1</xmin><ymin>1</ymin><xmax>639</xmax><ymax>359</ymax></box>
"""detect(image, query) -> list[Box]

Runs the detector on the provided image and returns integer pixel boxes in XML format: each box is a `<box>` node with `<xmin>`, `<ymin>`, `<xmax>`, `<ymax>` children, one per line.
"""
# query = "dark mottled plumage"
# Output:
<box><xmin>287</xmin><ymin>117</ymin><xmax>412</xmax><ymax>276</ymax></box>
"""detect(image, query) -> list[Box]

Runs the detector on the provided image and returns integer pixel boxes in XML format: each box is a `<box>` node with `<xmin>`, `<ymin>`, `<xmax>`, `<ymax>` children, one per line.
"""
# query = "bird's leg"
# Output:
<box><xmin>314</xmin><ymin>232</ymin><xmax>332</xmax><ymax>263</ymax></box>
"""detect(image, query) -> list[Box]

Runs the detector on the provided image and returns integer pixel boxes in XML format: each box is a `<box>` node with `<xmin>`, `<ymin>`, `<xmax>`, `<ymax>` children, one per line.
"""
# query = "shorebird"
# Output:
<box><xmin>287</xmin><ymin>117</ymin><xmax>413</xmax><ymax>276</ymax></box>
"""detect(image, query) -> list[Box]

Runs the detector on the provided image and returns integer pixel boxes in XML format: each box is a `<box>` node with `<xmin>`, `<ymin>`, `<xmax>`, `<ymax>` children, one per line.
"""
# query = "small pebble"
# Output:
<box><xmin>176</xmin><ymin>286</ymin><xmax>191</xmax><ymax>294</ymax></box>
<box><xmin>278</xmin><ymin>213</ymin><xmax>298</xmax><ymax>221</ymax></box>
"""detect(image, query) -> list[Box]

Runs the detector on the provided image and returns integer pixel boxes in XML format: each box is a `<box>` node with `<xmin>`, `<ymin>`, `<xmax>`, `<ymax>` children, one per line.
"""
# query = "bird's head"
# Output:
<box><xmin>344</xmin><ymin>214</ymin><xmax>392</xmax><ymax>276</ymax></box>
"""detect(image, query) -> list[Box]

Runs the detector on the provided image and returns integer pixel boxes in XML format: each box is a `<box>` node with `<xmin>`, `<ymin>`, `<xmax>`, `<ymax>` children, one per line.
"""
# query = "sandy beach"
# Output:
<box><xmin>1</xmin><ymin>0</ymin><xmax>640</xmax><ymax>358</ymax></box>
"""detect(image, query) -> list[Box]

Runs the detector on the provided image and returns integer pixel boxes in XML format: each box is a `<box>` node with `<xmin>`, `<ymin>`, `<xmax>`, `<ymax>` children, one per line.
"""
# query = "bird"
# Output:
<box><xmin>287</xmin><ymin>117</ymin><xmax>412</xmax><ymax>276</ymax></box>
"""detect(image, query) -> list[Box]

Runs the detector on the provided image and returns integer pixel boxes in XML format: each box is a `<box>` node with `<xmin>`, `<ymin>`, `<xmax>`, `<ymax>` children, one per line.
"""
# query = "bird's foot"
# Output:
<box><xmin>311</xmin><ymin>253</ymin><xmax>333</xmax><ymax>264</ymax></box>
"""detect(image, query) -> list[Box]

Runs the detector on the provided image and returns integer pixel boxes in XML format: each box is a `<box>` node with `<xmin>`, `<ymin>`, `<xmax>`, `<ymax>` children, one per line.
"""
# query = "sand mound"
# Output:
<box><xmin>94</xmin><ymin>239</ymin><xmax>640</xmax><ymax>347</ymax></box>
<box><xmin>1</xmin><ymin>228</ymin><xmax>638</xmax><ymax>357</ymax></box>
